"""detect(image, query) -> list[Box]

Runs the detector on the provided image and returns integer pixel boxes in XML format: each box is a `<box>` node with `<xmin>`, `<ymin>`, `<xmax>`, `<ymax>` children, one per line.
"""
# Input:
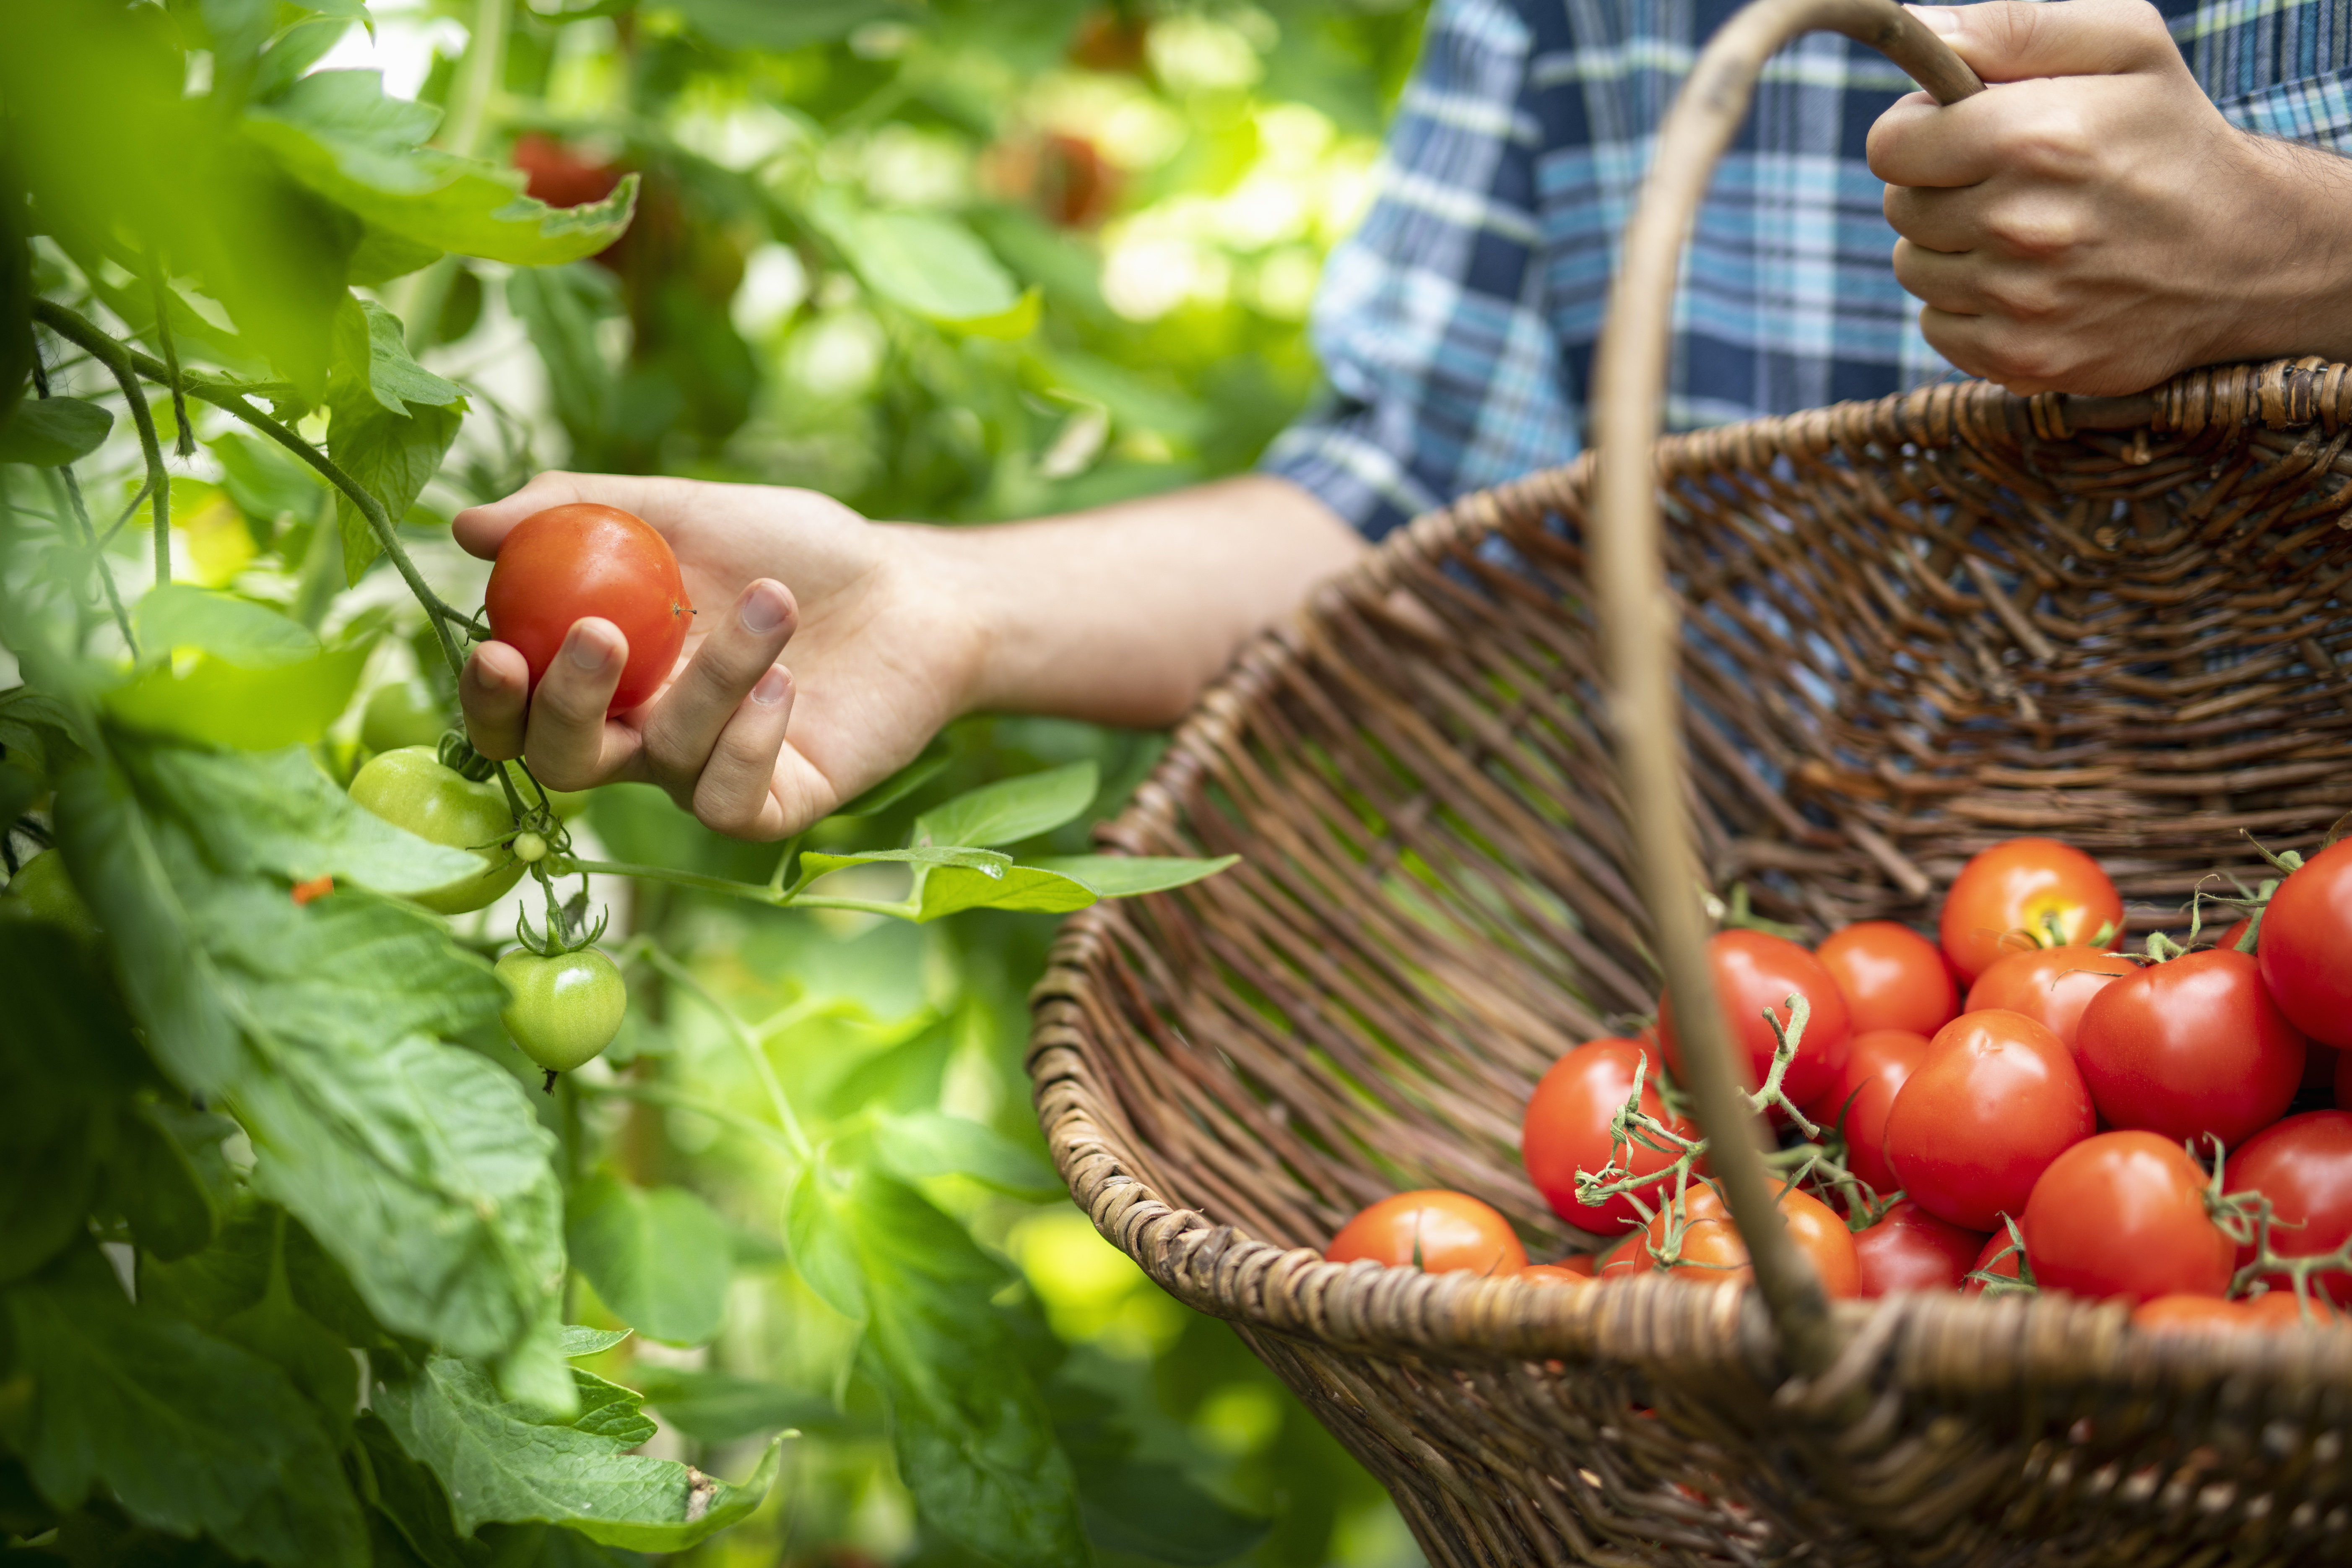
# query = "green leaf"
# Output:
<box><xmin>874</xmin><ymin>1111</ymin><xmax>1063</xmax><ymax>1199</ymax></box>
<box><xmin>914</xmin><ymin>761</ymin><xmax>1097</xmax><ymax>848</ymax></box>
<box><xmin>564</xmin><ymin>1173</ymin><xmax>733</xmax><ymax>1348</ymax></box>
<box><xmin>3</xmin><ymin>1251</ymin><xmax>367</xmax><ymax>1568</ymax></box>
<box><xmin>1078</xmin><ymin>1459</ymin><xmax>1271</xmax><ymax>1567</ymax></box>
<box><xmin>671</xmin><ymin>0</ymin><xmax>920</xmax><ymax>52</ymax></box>
<box><xmin>332</xmin><ymin>297</ymin><xmax>463</xmax><ymax>415</ymax></box>
<box><xmin>215</xmin><ymin>1218</ymin><xmax>364</xmax><ymax>1440</ymax></box>
<box><xmin>506</xmin><ymin>265</ymin><xmax>620</xmax><ymax>453</ymax></box>
<box><xmin>251</xmin><ymin>16</ymin><xmax>356</xmax><ymax>103</ymax></box>
<box><xmin>783</xmin><ymin>1167</ymin><xmax>865</xmax><ymax>1321</ymax></box>
<box><xmin>325</xmin><ymin>381</ymin><xmax>462</xmax><ymax>584</ymax></box>
<box><xmin>372</xmin><ymin>1355</ymin><xmax>780</xmax><ymax>1552</ymax></box>
<box><xmin>245</xmin><ymin>73</ymin><xmax>638</xmax><ymax>266</ymax></box>
<box><xmin>135</xmin><ymin>744</ymin><xmax>484</xmax><ymax>895</ymax></box>
<box><xmin>352</xmin><ymin>1413</ymin><xmax>475</xmax><ymax>1568</ymax></box>
<box><xmin>107</xmin><ymin>639</ymin><xmax>375</xmax><ymax>750</ymax></box>
<box><xmin>629</xmin><ymin>1369</ymin><xmax>844</xmax><ymax>1446</ymax></box>
<box><xmin>848</xmin><ymin>1174</ymin><xmax>1089</xmax><ymax>1568</ymax></box>
<box><xmin>101</xmin><ymin>1098</ymin><xmax>225</xmax><ymax>1263</ymax></box>
<box><xmin>559</xmin><ymin>1326</ymin><xmax>633</xmax><ymax>1358</ymax></box>
<box><xmin>808</xmin><ymin>199</ymin><xmax>1024</xmax><ymax>327</ymax></box>
<box><xmin>912</xmin><ymin>863</ymin><xmax>1097</xmax><ymax>921</ymax></box>
<box><xmin>135</xmin><ymin>586</ymin><xmax>322</xmax><ymax>670</ymax></box>
<box><xmin>1021</xmin><ymin>854</ymin><xmax>1239</xmax><ymax>899</ymax></box>
<box><xmin>829</xmin><ymin>751</ymin><xmax>949</xmax><ymax>819</ymax></box>
<box><xmin>0</xmin><ymin>396</ymin><xmax>111</xmax><ymax>466</ymax></box>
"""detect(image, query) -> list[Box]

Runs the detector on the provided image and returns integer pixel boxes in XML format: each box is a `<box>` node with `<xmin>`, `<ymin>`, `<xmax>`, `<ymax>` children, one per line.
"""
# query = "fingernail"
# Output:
<box><xmin>740</xmin><ymin>581</ymin><xmax>791</xmax><ymax>635</ymax></box>
<box><xmin>1910</xmin><ymin>5</ymin><xmax>1959</xmax><ymax>34</ymax></box>
<box><xmin>751</xmin><ymin>666</ymin><xmax>790</xmax><ymax>707</ymax></box>
<box><xmin>566</xmin><ymin>624</ymin><xmax>615</xmax><ymax>671</ymax></box>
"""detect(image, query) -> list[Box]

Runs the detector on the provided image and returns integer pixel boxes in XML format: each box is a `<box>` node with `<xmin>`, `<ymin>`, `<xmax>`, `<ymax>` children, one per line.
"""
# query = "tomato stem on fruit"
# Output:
<box><xmin>1965</xmin><ymin>1217</ymin><xmax>2037</xmax><ymax>1296</ymax></box>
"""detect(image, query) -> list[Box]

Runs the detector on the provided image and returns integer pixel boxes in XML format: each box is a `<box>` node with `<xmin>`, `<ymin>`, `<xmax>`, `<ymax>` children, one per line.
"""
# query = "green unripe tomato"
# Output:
<box><xmin>360</xmin><ymin>679</ymin><xmax>450</xmax><ymax>754</ymax></box>
<box><xmin>348</xmin><ymin>746</ymin><xmax>525</xmax><ymax>914</ymax></box>
<box><xmin>513</xmin><ymin>831</ymin><xmax>548</xmax><ymax>863</ymax></box>
<box><xmin>4</xmin><ymin>850</ymin><xmax>100</xmax><ymax>940</ymax></box>
<box><xmin>497</xmin><ymin>947</ymin><xmax>626</xmax><ymax>1073</ymax></box>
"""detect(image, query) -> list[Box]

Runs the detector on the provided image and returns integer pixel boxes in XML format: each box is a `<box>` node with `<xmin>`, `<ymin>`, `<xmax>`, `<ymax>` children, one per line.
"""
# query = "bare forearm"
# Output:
<box><xmin>907</xmin><ymin>473</ymin><xmax>1365</xmax><ymax>727</ymax></box>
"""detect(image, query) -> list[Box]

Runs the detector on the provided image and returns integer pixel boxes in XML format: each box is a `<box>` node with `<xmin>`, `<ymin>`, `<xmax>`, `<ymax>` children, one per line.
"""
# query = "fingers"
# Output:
<box><xmin>1884</xmin><ymin>182</ymin><xmax>2082</xmax><ymax>260</ymax></box>
<box><xmin>691</xmin><ymin>665</ymin><xmax>798</xmax><ymax>840</ymax></box>
<box><xmin>637</xmin><ymin>579</ymin><xmax>799</xmax><ymax>787</ymax></box>
<box><xmin>520</xmin><ymin>618</ymin><xmax>643</xmax><ymax>788</ymax></box>
<box><xmin>1906</xmin><ymin>0</ymin><xmax>2177</xmax><ymax>84</ymax></box>
<box><xmin>451</xmin><ymin>471</ymin><xmax>686</xmax><ymax>561</ymax></box>
<box><xmin>460</xmin><ymin>641</ymin><xmax>532</xmax><ymax>760</ymax></box>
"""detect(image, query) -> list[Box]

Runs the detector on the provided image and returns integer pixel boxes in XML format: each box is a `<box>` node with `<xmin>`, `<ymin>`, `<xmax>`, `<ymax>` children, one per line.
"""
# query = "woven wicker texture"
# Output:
<box><xmin>1029</xmin><ymin>363</ymin><xmax>2352</xmax><ymax>1566</ymax></box>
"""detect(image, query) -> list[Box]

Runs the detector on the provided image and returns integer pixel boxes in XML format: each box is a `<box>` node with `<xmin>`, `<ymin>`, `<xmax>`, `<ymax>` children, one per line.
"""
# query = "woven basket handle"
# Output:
<box><xmin>1589</xmin><ymin>0</ymin><xmax>1982</xmax><ymax>1379</ymax></box>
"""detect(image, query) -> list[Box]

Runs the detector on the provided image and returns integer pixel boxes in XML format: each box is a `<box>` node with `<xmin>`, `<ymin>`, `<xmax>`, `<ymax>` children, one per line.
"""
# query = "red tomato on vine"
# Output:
<box><xmin>485</xmin><ymin>504</ymin><xmax>696</xmax><ymax>715</ymax></box>
<box><xmin>2074</xmin><ymin>949</ymin><xmax>2304</xmax><ymax>1148</ymax></box>
<box><xmin>1324</xmin><ymin>1191</ymin><xmax>1528</xmax><ymax>1277</ymax></box>
<box><xmin>1852</xmin><ymin>1201</ymin><xmax>1986</xmax><ymax>1297</ymax></box>
<box><xmin>1520</xmin><ymin>1038</ymin><xmax>1696</xmax><ymax>1234</ymax></box>
<box><xmin>1656</xmin><ymin>930</ymin><xmax>1852</xmax><ymax>1112</ymax></box>
<box><xmin>2258</xmin><ymin>839</ymin><xmax>2352</xmax><ymax>1049</ymax></box>
<box><xmin>1630</xmin><ymin>1182</ymin><xmax>1860</xmax><ymax>1299</ymax></box>
<box><xmin>2020</xmin><ymin>1131</ymin><xmax>2235</xmax><ymax>1303</ymax></box>
<box><xmin>1960</xmin><ymin>944</ymin><xmax>2128</xmax><ymax>1052</ymax></box>
<box><xmin>1883</xmin><ymin>1009</ymin><xmax>2095</xmax><ymax>1232</ymax></box>
<box><xmin>2226</xmin><ymin>1111</ymin><xmax>2352</xmax><ymax>1305</ymax></box>
<box><xmin>1938</xmin><ymin>837</ymin><xmax>2122</xmax><ymax>985</ymax></box>
<box><xmin>1815</xmin><ymin>921</ymin><xmax>1956</xmax><ymax>1037</ymax></box>
<box><xmin>1962</xmin><ymin>1229</ymin><xmax>2025</xmax><ymax>1296</ymax></box>
<box><xmin>1802</xmin><ymin>1027</ymin><xmax>1929</xmax><ymax>1197</ymax></box>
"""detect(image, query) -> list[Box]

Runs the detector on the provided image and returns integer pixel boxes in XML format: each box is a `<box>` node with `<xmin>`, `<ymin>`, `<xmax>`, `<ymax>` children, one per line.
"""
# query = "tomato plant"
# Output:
<box><xmin>2020</xmin><ymin>1132</ymin><xmax>2235</xmax><ymax>1303</ymax></box>
<box><xmin>1816</xmin><ymin>920</ymin><xmax>1956</xmax><ymax>1036</ymax></box>
<box><xmin>346</xmin><ymin>746</ymin><xmax>527</xmax><ymax>914</ymax></box>
<box><xmin>1324</xmin><ymin>1191</ymin><xmax>1529</xmax><ymax>1277</ymax></box>
<box><xmin>1853</xmin><ymin>1201</ymin><xmax>1986</xmax><ymax>1297</ymax></box>
<box><xmin>2259</xmin><ymin>838</ymin><xmax>2352</xmax><ymax>1048</ymax></box>
<box><xmin>1656</xmin><ymin>929</ymin><xmax>1853</xmax><ymax>1111</ymax></box>
<box><xmin>1521</xmin><ymin>1036</ymin><xmax>1697</xmax><ymax>1233</ymax></box>
<box><xmin>2227</xmin><ymin>1111</ymin><xmax>2352</xmax><ymax>1305</ymax></box>
<box><xmin>484</xmin><ymin>504</ymin><xmax>695</xmax><ymax>716</ymax></box>
<box><xmin>1883</xmin><ymin>1009</ymin><xmax>2095</xmax><ymax>1231</ymax></box>
<box><xmin>497</xmin><ymin>947</ymin><xmax>628</xmax><ymax>1077</ymax></box>
<box><xmin>1803</xmin><ymin>1026</ymin><xmax>1929</xmax><ymax>1196</ymax></box>
<box><xmin>1938</xmin><ymin>837</ymin><xmax>2123</xmax><ymax>984</ymax></box>
<box><xmin>1960</xmin><ymin>943</ymin><xmax>2128</xmax><ymax>1051</ymax></box>
<box><xmin>2074</xmin><ymin>949</ymin><xmax>2305</xmax><ymax>1147</ymax></box>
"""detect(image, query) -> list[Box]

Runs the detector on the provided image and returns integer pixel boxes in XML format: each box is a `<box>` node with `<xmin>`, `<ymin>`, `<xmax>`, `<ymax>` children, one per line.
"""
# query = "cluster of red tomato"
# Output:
<box><xmin>1324</xmin><ymin>835</ymin><xmax>2352</xmax><ymax>1331</ymax></box>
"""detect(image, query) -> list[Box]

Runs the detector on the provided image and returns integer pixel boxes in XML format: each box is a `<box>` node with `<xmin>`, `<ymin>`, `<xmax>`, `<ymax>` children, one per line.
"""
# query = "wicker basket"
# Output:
<box><xmin>1027</xmin><ymin>0</ymin><xmax>2352</xmax><ymax>1562</ymax></box>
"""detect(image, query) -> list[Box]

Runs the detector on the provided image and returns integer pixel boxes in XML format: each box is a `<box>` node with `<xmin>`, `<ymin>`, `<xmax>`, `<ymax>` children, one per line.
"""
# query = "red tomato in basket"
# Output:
<box><xmin>1961</xmin><ymin>944</ymin><xmax>2130</xmax><ymax>1053</ymax></box>
<box><xmin>485</xmin><ymin>504</ymin><xmax>696</xmax><ymax>716</ymax></box>
<box><xmin>2260</xmin><ymin>840</ymin><xmax>2352</xmax><ymax>1049</ymax></box>
<box><xmin>1517</xmin><ymin>1263</ymin><xmax>1593</xmax><ymax>1289</ymax></box>
<box><xmin>1631</xmin><ymin>1181</ymin><xmax>1861</xmax><ymax>1299</ymax></box>
<box><xmin>1939</xmin><ymin>838</ymin><xmax>2123</xmax><ymax>985</ymax></box>
<box><xmin>1853</xmin><ymin>1201</ymin><xmax>1987</xmax><ymax>1297</ymax></box>
<box><xmin>1816</xmin><ymin>921</ymin><xmax>1957</xmax><ymax>1037</ymax></box>
<box><xmin>2021</xmin><ymin>1132</ymin><xmax>2235</xmax><ymax>1304</ymax></box>
<box><xmin>1656</xmin><ymin>931</ymin><xmax>1852</xmax><ymax>1112</ymax></box>
<box><xmin>1325</xmin><ymin>1191</ymin><xmax>1528</xmax><ymax>1277</ymax></box>
<box><xmin>1521</xmin><ymin>1038</ymin><xmax>1697</xmax><ymax>1235</ymax></box>
<box><xmin>1962</xmin><ymin>1229</ymin><xmax>2026</xmax><ymax>1296</ymax></box>
<box><xmin>2215</xmin><ymin>915</ymin><xmax>2254</xmax><ymax>954</ymax></box>
<box><xmin>2074</xmin><ymin>949</ymin><xmax>2304</xmax><ymax>1148</ymax></box>
<box><xmin>1802</xmin><ymin>1027</ymin><xmax>1930</xmax><ymax>1197</ymax></box>
<box><xmin>2226</xmin><ymin>1111</ymin><xmax>2352</xmax><ymax>1305</ymax></box>
<box><xmin>1884</xmin><ymin>1010</ymin><xmax>2095</xmax><ymax>1232</ymax></box>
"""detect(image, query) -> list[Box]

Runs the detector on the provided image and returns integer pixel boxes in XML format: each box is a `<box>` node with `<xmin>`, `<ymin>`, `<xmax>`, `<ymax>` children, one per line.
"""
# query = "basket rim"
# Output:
<box><xmin>1027</xmin><ymin>364</ymin><xmax>2352</xmax><ymax>1398</ymax></box>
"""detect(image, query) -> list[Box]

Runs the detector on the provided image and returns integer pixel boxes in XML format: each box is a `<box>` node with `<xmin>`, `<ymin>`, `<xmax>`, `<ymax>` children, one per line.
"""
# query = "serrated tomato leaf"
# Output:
<box><xmin>331</xmin><ymin>297</ymin><xmax>462</xmax><ymax>414</ymax></box>
<box><xmin>325</xmin><ymin>383</ymin><xmax>461</xmax><ymax>583</ymax></box>
<box><xmin>373</xmin><ymin>1355</ymin><xmax>779</xmax><ymax>1551</ymax></box>
<box><xmin>873</xmin><ymin>1111</ymin><xmax>1063</xmax><ymax>1199</ymax></box>
<box><xmin>565</xmin><ymin>1173</ymin><xmax>733</xmax><ymax>1349</ymax></box>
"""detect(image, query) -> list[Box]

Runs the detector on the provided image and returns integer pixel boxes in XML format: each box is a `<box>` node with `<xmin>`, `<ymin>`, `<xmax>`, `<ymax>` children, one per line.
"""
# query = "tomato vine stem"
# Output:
<box><xmin>38</xmin><ymin>304</ymin><xmax>174</xmax><ymax>586</ymax></box>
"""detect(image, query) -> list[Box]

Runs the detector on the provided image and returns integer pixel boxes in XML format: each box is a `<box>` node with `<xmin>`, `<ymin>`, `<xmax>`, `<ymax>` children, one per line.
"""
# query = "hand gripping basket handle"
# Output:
<box><xmin>1589</xmin><ymin>0</ymin><xmax>1982</xmax><ymax>1379</ymax></box>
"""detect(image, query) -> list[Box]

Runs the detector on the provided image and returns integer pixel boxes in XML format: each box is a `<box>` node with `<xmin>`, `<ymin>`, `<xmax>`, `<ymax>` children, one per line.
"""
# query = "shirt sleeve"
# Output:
<box><xmin>1258</xmin><ymin>0</ymin><xmax>1576</xmax><ymax>542</ymax></box>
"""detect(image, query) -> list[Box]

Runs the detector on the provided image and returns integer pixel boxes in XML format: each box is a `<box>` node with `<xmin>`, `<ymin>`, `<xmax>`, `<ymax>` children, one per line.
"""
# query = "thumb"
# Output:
<box><xmin>1907</xmin><ymin>0</ymin><xmax>2178</xmax><ymax>83</ymax></box>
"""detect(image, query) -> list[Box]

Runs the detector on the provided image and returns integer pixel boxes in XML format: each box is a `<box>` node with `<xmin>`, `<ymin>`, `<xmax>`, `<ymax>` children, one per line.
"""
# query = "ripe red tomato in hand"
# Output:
<box><xmin>2259</xmin><ymin>839</ymin><xmax>2352</xmax><ymax>1049</ymax></box>
<box><xmin>2020</xmin><ymin>1131</ymin><xmax>2235</xmax><ymax>1303</ymax></box>
<box><xmin>1961</xmin><ymin>944</ymin><xmax>2129</xmax><ymax>1053</ymax></box>
<box><xmin>2226</xmin><ymin>1110</ymin><xmax>2352</xmax><ymax>1305</ymax></box>
<box><xmin>485</xmin><ymin>504</ymin><xmax>696</xmax><ymax>715</ymax></box>
<box><xmin>1884</xmin><ymin>1009</ymin><xmax>2095</xmax><ymax>1231</ymax></box>
<box><xmin>1629</xmin><ymin>1182</ymin><xmax>1861</xmax><ymax>1298</ymax></box>
<box><xmin>2074</xmin><ymin>949</ymin><xmax>2305</xmax><ymax>1147</ymax></box>
<box><xmin>1803</xmin><ymin>1027</ymin><xmax>1930</xmax><ymax>1196</ymax></box>
<box><xmin>1656</xmin><ymin>930</ymin><xmax>1852</xmax><ymax>1111</ymax></box>
<box><xmin>1521</xmin><ymin>1038</ymin><xmax>1697</xmax><ymax>1234</ymax></box>
<box><xmin>1939</xmin><ymin>837</ymin><xmax>2123</xmax><ymax>985</ymax></box>
<box><xmin>1324</xmin><ymin>1191</ymin><xmax>1528</xmax><ymax>1276</ymax></box>
<box><xmin>1853</xmin><ymin>1201</ymin><xmax>1987</xmax><ymax>1296</ymax></box>
<box><xmin>1816</xmin><ymin>921</ymin><xmax>1957</xmax><ymax>1036</ymax></box>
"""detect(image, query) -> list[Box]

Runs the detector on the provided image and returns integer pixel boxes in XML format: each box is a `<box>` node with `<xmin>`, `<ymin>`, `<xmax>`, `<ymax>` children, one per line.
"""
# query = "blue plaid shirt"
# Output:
<box><xmin>1265</xmin><ymin>0</ymin><xmax>2352</xmax><ymax>540</ymax></box>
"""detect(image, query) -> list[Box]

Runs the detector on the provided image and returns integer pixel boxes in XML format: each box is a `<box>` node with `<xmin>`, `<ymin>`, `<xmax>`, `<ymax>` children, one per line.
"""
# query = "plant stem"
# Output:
<box><xmin>42</xmin><ymin>457</ymin><xmax>137</xmax><ymax>657</ymax></box>
<box><xmin>444</xmin><ymin>0</ymin><xmax>510</xmax><ymax>159</ymax></box>
<box><xmin>147</xmin><ymin>263</ymin><xmax>195</xmax><ymax>460</ymax></box>
<box><xmin>637</xmin><ymin>944</ymin><xmax>813</xmax><ymax>1162</ymax></box>
<box><xmin>29</xmin><ymin>300</ymin><xmax>480</xmax><ymax>679</ymax></box>
<box><xmin>42</xmin><ymin>306</ymin><xmax>173</xmax><ymax>585</ymax></box>
<box><xmin>558</xmin><ymin>854</ymin><xmax>923</xmax><ymax>920</ymax></box>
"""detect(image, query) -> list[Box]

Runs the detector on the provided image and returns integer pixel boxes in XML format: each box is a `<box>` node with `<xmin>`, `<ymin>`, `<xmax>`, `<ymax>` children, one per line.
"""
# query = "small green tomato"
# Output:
<box><xmin>348</xmin><ymin>746</ymin><xmax>525</xmax><ymax>914</ymax></box>
<box><xmin>512</xmin><ymin>831</ymin><xmax>548</xmax><ymax>863</ymax></box>
<box><xmin>359</xmin><ymin>679</ymin><xmax>450</xmax><ymax>754</ymax></box>
<box><xmin>497</xmin><ymin>947</ymin><xmax>627</xmax><ymax>1074</ymax></box>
